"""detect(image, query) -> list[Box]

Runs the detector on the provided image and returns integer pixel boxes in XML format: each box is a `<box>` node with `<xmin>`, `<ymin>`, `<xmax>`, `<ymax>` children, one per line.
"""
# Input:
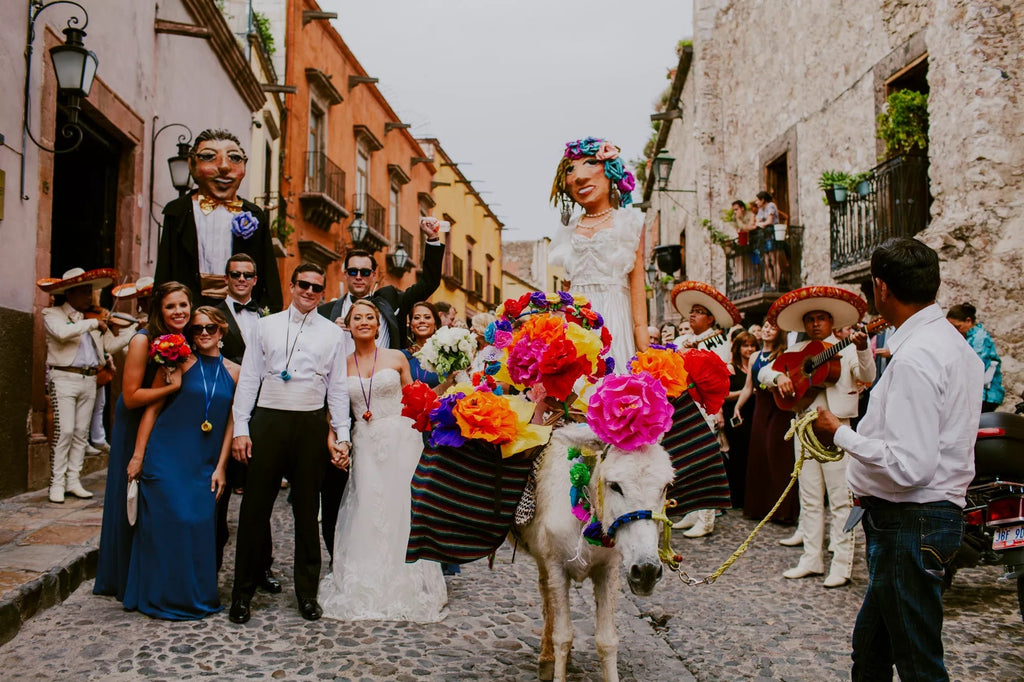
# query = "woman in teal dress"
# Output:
<box><xmin>122</xmin><ymin>306</ymin><xmax>239</xmax><ymax>620</ymax></box>
<box><xmin>947</xmin><ymin>303</ymin><xmax>1004</xmax><ymax>412</ymax></box>
<box><xmin>94</xmin><ymin>282</ymin><xmax>192</xmax><ymax>599</ymax></box>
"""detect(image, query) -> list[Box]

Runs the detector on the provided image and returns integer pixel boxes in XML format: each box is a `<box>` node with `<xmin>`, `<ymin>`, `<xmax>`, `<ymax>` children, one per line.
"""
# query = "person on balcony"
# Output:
<box><xmin>156</xmin><ymin>129</ymin><xmax>282</xmax><ymax>312</ymax></box>
<box><xmin>753</xmin><ymin>191</ymin><xmax>786</xmax><ymax>290</ymax></box>
<box><xmin>548</xmin><ymin>136</ymin><xmax>647</xmax><ymax>370</ymax></box>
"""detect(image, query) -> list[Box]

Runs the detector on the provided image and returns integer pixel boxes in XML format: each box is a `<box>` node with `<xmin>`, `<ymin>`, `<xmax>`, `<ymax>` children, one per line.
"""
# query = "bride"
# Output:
<box><xmin>548</xmin><ymin>136</ymin><xmax>648</xmax><ymax>370</ymax></box>
<box><xmin>319</xmin><ymin>299</ymin><xmax>447</xmax><ymax>622</ymax></box>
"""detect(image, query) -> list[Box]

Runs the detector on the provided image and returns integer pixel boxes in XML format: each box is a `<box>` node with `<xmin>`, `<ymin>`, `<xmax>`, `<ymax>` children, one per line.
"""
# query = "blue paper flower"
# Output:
<box><xmin>428</xmin><ymin>392</ymin><xmax>466</xmax><ymax>448</ymax></box>
<box><xmin>231</xmin><ymin>211</ymin><xmax>259</xmax><ymax>240</ymax></box>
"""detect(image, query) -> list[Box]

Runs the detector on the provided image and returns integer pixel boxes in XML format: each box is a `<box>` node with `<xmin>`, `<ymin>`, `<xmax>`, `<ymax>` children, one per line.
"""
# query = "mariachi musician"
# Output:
<box><xmin>668</xmin><ymin>281</ymin><xmax>742</xmax><ymax>538</ymax></box>
<box><xmin>758</xmin><ymin>286</ymin><xmax>876</xmax><ymax>588</ymax></box>
<box><xmin>38</xmin><ymin>268</ymin><xmax>136</xmax><ymax>503</ymax></box>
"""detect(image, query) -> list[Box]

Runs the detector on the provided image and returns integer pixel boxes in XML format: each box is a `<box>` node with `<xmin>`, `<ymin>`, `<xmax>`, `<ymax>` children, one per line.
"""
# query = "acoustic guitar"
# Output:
<box><xmin>771</xmin><ymin>318</ymin><xmax>888</xmax><ymax>412</ymax></box>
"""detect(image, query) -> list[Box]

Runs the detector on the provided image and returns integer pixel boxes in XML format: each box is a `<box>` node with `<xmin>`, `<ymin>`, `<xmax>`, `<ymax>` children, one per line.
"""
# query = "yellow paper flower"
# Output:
<box><xmin>545</xmin><ymin>292</ymin><xmax>562</xmax><ymax>304</ymax></box>
<box><xmin>500</xmin><ymin>395</ymin><xmax>553</xmax><ymax>458</ymax></box>
<box><xmin>453</xmin><ymin>391</ymin><xmax>519</xmax><ymax>444</ymax></box>
<box><xmin>564</xmin><ymin>322</ymin><xmax>603</xmax><ymax>370</ymax></box>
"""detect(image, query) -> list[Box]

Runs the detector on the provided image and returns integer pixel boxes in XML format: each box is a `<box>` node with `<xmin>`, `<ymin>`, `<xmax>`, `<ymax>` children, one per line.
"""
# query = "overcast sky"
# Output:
<box><xmin>321</xmin><ymin>0</ymin><xmax>694</xmax><ymax>242</ymax></box>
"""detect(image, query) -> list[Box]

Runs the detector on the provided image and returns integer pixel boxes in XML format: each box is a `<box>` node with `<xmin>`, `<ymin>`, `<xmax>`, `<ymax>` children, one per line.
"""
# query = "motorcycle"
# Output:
<box><xmin>945</xmin><ymin>408</ymin><xmax>1024</xmax><ymax>621</ymax></box>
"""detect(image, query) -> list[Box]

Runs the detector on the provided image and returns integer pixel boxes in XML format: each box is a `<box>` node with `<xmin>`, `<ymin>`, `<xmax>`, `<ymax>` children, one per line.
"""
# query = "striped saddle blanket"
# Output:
<box><xmin>405</xmin><ymin>392</ymin><xmax>730</xmax><ymax>565</ymax></box>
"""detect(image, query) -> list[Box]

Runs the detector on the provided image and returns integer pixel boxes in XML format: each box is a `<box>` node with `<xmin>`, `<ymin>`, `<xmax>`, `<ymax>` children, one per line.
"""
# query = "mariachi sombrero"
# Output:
<box><xmin>36</xmin><ymin>268</ymin><xmax>117</xmax><ymax>294</ymax></box>
<box><xmin>112</xmin><ymin>276</ymin><xmax>155</xmax><ymax>299</ymax></box>
<box><xmin>766</xmin><ymin>285</ymin><xmax>867</xmax><ymax>332</ymax></box>
<box><xmin>671</xmin><ymin>281</ymin><xmax>741</xmax><ymax>329</ymax></box>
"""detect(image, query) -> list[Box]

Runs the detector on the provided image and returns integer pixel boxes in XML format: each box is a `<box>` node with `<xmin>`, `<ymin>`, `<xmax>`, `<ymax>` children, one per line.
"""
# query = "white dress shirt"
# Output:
<box><xmin>674</xmin><ymin>327</ymin><xmax>731</xmax><ymax>363</ymax></box>
<box><xmin>192</xmin><ymin>200</ymin><xmax>234</xmax><ymax>275</ymax></box>
<box><xmin>225</xmin><ymin>295</ymin><xmax>259</xmax><ymax>348</ymax></box>
<box><xmin>835</xmin><ymin>304</ymin><xmax>984</xmax><ymax>507</ymax></box>
<box><xmin>232</xmin><ymin>304</ymin><xmax>351</xmax><ymax>442</ymax></box>
<box><xmin>338</xmin><ymin>293</ymin><xmax>389</xmax><ymax>351</ymax></box>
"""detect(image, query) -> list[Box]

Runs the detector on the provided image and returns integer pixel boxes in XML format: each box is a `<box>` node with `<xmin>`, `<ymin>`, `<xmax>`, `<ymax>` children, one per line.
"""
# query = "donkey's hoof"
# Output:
<box><xmin>538</xmin><ymin>660</ymin><xmax>554</xmax><ymax>681</ymax></box>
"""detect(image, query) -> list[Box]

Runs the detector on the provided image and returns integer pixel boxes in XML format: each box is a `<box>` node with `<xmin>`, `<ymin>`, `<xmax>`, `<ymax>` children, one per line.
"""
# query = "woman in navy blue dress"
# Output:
<box><xmin>122</xmin><ymin>306</ymin><xmax>239</xmax><ymax>620</ymax></box>
<box><xmin>94</xmin><ymin>282</ymin><xmax>192</xmax><ymax>599</ymax></box>
<box><xmin>403</xmin><ymin>302</ymin><xmax>443</xmax><ymax>387</ymax></box>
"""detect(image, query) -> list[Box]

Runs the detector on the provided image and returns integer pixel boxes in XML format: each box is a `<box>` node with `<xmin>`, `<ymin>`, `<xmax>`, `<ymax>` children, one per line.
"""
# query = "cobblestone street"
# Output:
<box><xmin>1</xmin><ymin>487</ymin><xmax>1021</xmax><ymax>681</ymax></box>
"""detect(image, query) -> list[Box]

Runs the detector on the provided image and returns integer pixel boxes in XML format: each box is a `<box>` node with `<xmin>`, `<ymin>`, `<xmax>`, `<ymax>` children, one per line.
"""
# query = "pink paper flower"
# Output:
<box><xmin>595</xmin><ymin>142</ymin><xmax>620</xmax><ymax>161</ymax></box>
<box><xmin>586</xmin><ymin>372</ymin><xmax>672</xmax><ymax>451</ymax></box>
<box><xmin>507</xmin><ymin>336</ymin><xmax>546</xmax><ymax>386</ymax></box>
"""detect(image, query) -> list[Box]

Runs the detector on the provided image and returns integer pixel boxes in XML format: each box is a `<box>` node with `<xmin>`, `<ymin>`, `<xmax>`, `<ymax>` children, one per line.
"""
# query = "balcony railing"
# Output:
<box><xmin>450</xmin><ymin>254</ymin><xmax>465</xmax><ymax>286</ymax></box>
<box><xmin>724</xmin><ymin>226</ymin><xmax>804</xmax><ymax>311</ymax></box>
<box><xmin>472</xmin><ymin>271</ymin><xmax>484</xmax><ymax>299</ymax></box>
<box><xmin>299</xmin><ymin>152</ymin><xmax>347</xmax><ymax>230</ymax></box>
<box><xmin>830</xmin><ymin>155</ymin><xmax>930</xmax><ymax>282</ymax></box>
<box><xmin>352</xmin><ymin>192</ymin><xmax>387</xmax><ymax>236</ymax></box>
<box><xmin>398</xmin><ymin>226</ymin><xmax>416</xmax><ymax>266</ymax></box>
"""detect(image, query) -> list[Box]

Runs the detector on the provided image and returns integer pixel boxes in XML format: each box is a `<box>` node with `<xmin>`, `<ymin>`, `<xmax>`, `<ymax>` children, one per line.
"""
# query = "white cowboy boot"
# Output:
<box><xmin>672</xmin><ymin>510</ymin><xmax>700</xmax><ymax>530</ymax></box>
<box><xmin>683</xmin><ymin>509</ymin><xmax>715</xmax><ymax>538</ymax></box>
<box><xmin>48</xmin><ymin>483</ymin><xmax>65</xmax><ymax>504</ymax></box>
<box><xmin>779</xmin><ymin>530</ymin><xmax>804</xmax><ymax>546</ymax></box>
<box><xmin>65</xmin><ymin>478</ymin><xmax>94</xmax><ymax>499</ymax></box>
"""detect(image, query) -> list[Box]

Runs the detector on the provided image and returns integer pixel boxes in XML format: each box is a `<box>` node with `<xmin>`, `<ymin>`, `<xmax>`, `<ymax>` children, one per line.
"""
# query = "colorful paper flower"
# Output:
<box><xmin>507</xmin><ymin>336</ymin><xmax>547</xmax><ymax>386</ymax></box>
<box><xmin>401</xmin><ymin>381</ymin><xmax>440</xmax><ymax>432</ymax></box>
<box><xmin>595</xmin><ymin>142</ymin><xmax>620</xmax><ymax>161</ymax></box>
<box><xmin>453</xmin><ymin>391</ymin><xmax>519</xmax><ymax>444</ymax></box>
<box><xmin>628</xmin><ymin>347</ymin><xmax>691</xmax><ymax>398</ymax></box>
<box><xmin>682</xmin><ymin>348</ymin><xmax>730</xmax><ymax>415</ymax></box>
<box><xmin>428</xmin><ymin>392</ymin><xmax>466</xmax><ymax>448</ymax></box>
<box><xmin>516</xmin><ymin>314</ymin><xmax>566</xmax><ymax>346</ymax></box>
<box><xmin>231</xmin><ymin>211</ymin><xmax>258</xmax><ymax>240</ymax></box>
<box><xmin>539</xmin><ymin>338</ymin><xmax>592</xmax><ymax>401</ymax></box>
<box><xmin>586</xmin><ymin>373</ymin><xmax>673</xmax><ymax>450</ymax></box>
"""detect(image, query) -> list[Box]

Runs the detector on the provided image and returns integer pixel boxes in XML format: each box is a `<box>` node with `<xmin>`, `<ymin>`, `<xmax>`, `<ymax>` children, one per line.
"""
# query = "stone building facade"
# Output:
<box><xmin>646</xmin><ymin>0</ymin><xmax>1023</xmax><ymax>404</ymax></box>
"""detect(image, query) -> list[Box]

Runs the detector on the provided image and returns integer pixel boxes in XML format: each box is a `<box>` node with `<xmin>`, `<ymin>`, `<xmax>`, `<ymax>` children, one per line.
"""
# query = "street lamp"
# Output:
<box><xmin>348</xmin><ymin>211</ymin><xmax>369</xmax><ymax>244</ymax></box>
<box><xmin>645</xmin><ymin>262</ymin><xmax>659</xmax><ymax>286</ymax></box>
<box><xmin>389</xmin><ymin>242</ymin><xmax>410</xmax><ymax>270</ymax></box>
<box><xmin>653</xmin><ymin>152</ymin><xmax>675</xmax><ymax>192</ymax></box>
<box><xmin>167</xmin><ymin>141</ymin><xmax>192</xmax><ymax>194</ymax></box>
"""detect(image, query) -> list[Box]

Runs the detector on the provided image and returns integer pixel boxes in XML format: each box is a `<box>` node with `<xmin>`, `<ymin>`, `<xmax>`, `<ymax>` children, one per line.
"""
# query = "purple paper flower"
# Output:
<box><xmin>586</xmin><ymin>372</ymin><xmax>672</xmax><ymax>451</ymax></box>
<box><xmin>428</xmin><ymin>392</ymin><xmax>466</xmax><ymax>448</ymax></box>
<box><xmin>558</xmin><ymin>291</ymin><xmax>575</xmax><ymax>306</ymax></box>
<box><xmin>231</xmin><ymin>211</ymin><xmax>259</xmax><ymax>240</ymax></box>
<box><xmin>529</xmin><ymin>291</ymin><xmax>550</xmax><ymax>309</ymax></box>
<box><xmin>618</xmin><ymin>171</ymin><xmax>636</xmax><ymax>193</ymax></box>
<box><xmin>495</xmin><ymin>319</ymin><xmax>513</xmax><ymax>332</ymax></box>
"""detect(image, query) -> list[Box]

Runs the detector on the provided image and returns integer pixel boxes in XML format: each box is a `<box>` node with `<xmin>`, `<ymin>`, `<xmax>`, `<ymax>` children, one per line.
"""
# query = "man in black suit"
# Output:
<box><xmin>213</xmin><ymin>253</ymin><xmax>280</xmax><ymax>593</ymax></box>
<box><xmin>155</xmin><ymin>129</ymin><xmax>282</xmax><ymax>311</ymax></box>
<box><xmin>316</xmin><ymin>216</ymin><xmax>444</xmax><ymax>558</ymax></box>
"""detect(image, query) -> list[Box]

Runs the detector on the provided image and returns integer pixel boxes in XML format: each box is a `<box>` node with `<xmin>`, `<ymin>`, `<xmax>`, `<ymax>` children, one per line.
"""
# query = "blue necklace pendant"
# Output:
<box><xmin>280</xmin><ymin>370</ymin><xmax>291</xmax><ymax>381</ymax></box>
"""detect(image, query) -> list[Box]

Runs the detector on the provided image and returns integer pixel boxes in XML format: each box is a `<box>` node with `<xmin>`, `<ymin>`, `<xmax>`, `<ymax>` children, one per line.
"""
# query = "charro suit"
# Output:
<box><xmin>156</xmin><ymin>194</ymin><xmax>283</xmax><ymax>312</ymax></box>
<box><xmin>316</xmin><ymin>240</ymin><xmax>445</xmax><ymax>558</ymax></box>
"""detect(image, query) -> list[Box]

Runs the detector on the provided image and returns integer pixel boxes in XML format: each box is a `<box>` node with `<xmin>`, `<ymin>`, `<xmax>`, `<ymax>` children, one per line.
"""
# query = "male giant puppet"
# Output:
<box><xmin>155</xmin><ymin>129</ymin><xmax>282</xmax><ymax>311</ymax></box>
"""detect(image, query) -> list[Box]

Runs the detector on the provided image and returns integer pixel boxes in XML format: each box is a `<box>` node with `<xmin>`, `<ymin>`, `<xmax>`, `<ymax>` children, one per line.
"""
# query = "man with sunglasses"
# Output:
<box><xmin>229</xmin><ymin>262</ymin><xmax>349</xmax><ymax>624</ymax></box>
<box><xmin>317</xmin><ymin>216</ymin><xmax>444</xmax><ymax>558</ymax></box>
<box><xmin>213</xmin><ymin>253</ymin><xmax>279</xmax><ymax>593</ymax></box>
<box><xmin>156</xmin><ymin>128</ymin><xmax>282</xmax><ymax>311</ymax></box>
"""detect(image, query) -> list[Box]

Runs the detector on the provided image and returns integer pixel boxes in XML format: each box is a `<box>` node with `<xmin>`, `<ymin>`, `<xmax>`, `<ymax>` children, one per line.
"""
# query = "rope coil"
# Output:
<box><xmin>661</xmin><ymin>409</ymin><xmax>844</xmax><ymax>586</ymax></box>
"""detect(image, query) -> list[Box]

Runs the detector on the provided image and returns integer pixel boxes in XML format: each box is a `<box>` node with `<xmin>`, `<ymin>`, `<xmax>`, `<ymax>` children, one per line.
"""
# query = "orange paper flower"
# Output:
<box><xmin>453</xmin><ymin>391</ymin><xmax>519</xmax><ymax>444</ymax></box>
<box><xmin>628</xmin><ymin>347</ymin><xmax>690</xmax><ymax>398</ymax></box>
<box><xmin>514</xmin><ymin>314</ymin><xmax>566</xmax><ymax>346</ymax></box>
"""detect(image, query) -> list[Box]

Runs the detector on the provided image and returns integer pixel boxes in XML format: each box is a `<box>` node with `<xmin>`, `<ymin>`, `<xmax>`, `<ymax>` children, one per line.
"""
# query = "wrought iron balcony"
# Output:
<box><xmin>299</xmin><ymin>152</ymin><xmax>347</xmax><ymax>230</ymax></box>
<box><xmin>830</xmin><ymin>155</ymin><xmax>930</xmax><ymax>282</ymax></box>
<box><xmin>397</xmin><ymin>226</ymin><xmax>417</xmax><ymax>268</ymax></box>
<box><xmin>350</xmin><ymin>192</ymin><xmax>389</xmax><ymax>251</ymax></box>
<box><xmin>724</xmin><ymin>226</ymin><xmax>804</xmax><ymax>313</ymax></box>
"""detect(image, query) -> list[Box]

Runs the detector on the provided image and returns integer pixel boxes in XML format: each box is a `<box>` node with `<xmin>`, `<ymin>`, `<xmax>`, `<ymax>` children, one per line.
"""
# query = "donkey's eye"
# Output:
<box><xmin>608</xmin><ymin>482</ymin><xmax>623</xmax><ymax>495</ymax></box>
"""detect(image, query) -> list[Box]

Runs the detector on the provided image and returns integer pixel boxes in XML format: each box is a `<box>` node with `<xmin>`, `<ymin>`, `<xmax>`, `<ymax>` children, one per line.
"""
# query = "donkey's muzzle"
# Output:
<box><xmin>627</xmin><ymin>561</ymin><xmax>663</xmax><ymax>596</ymax></box>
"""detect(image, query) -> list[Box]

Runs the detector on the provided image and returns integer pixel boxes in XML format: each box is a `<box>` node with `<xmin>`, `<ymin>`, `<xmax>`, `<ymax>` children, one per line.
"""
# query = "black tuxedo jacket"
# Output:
<box><xmin>156</xmin><ymin>193</ymin><xmax>283</xmax><ymax>312</ymax></box>
<box><xmin>318</xmin><ymin>242</ymin><xmax>444</xmax><ymax>349</ymax></box>
<box><xmin>214</xmin><ymin>299</ymin><xmax>249</xmax><ymax>364</ymax></box>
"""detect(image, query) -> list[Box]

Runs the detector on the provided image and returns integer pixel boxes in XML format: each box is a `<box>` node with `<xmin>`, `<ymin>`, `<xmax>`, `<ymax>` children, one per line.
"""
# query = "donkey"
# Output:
<box><xmin>517</xmin><ymin>423</ymin><xmax>676</xmax><ymax>682</ymax></box>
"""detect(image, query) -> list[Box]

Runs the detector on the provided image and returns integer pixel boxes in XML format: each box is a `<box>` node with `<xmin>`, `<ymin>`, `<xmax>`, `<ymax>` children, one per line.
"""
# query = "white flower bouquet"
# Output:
<box><xmin>415</xmin><ymin>327</ymin><xmax>477</xmax><ymax>378</ymax></box>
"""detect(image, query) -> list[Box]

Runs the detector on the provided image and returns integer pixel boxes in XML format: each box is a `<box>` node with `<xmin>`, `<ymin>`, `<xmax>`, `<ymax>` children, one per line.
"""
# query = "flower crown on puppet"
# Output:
<box><xmin>627</xmin><ymin>344</ymin><xmax>730</xmax><ymax>415</ymax></box>
<box><xmin>401</xmin><ymin>371</ymin><xmax>552</xmax><ymax>458</ymax></box>
<box><xmin>550</xmin><ymin>137</ymin><xmax>636</xmax><ymax>208</ymax></box>
<box><xmin>485</xmin><ymin>292</ymin><xmax>614</xmax><ymax>404</ymax></box>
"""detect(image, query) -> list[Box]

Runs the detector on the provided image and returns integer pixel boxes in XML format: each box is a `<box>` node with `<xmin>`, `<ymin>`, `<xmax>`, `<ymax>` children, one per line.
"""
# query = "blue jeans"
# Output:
<box><xmin>852</xmin><ymin>499</ymin><xmax>963</xmax><ymax>682</ymax></box>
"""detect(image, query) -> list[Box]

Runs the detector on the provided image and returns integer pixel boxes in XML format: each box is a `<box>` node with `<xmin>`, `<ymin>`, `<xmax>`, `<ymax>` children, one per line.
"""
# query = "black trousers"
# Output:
<box><xmin>232</xmin><ymin>407</ymin><xmax>328</xmax><ymax>601</ymax></box>
<box><xmin>320</xmin><ymin>463</ymin><xmax>349</xmax><ymax>561</ymax></box>
<box><xmin>216</xmin><ymin>457</ymin><xmax>274</xmax><ymax>572</ymax></box>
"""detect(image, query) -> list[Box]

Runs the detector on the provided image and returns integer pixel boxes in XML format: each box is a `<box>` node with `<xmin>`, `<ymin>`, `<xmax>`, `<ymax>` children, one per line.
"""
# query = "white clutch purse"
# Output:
<box><xmin>126</xmin><ymin>479</ymin><xmax>139</xmax><ymax>526</ymax></box>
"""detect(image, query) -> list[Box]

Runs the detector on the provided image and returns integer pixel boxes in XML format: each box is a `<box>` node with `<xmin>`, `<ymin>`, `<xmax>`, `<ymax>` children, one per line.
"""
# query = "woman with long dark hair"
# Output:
<box><xmin>94</xmin><ymin>282</ymin><xmax>192</xmax><ymax>599</ymax></box>
<box><xmin>947</xmin><ymin>303</ymin><xmax>1004</xmax><ymax>412</ymax></box>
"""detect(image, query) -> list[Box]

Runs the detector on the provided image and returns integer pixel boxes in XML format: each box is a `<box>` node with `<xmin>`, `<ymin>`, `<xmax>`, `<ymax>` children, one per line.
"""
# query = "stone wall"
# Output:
<box><xmin>661</xmin><ymin>0</ymin><xmax>1023</xmax><ymax>402</ymax></box>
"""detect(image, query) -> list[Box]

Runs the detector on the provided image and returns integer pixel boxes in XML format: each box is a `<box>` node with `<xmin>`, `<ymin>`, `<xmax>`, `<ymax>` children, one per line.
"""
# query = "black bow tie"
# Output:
<box><xmin>234</xmin><ymin>301</ymin><xmax>259</xmax><ymax>314</ymax></box>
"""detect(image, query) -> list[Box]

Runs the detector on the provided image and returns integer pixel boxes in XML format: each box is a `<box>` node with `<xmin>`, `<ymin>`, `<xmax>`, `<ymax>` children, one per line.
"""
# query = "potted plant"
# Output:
<box><xmin>819</xmin><ymin>170</ymin><xmax>852</xmax><ymax>204</ymax></box>
<box><xmin>877</xmin><ymin>89</ymin><xmax>928</xmax><ymax>159</ymax></box>
<box><xmin>849</xmin><ymin>171</ymin><xmax>873</xmax><ymax>197</ymax></box>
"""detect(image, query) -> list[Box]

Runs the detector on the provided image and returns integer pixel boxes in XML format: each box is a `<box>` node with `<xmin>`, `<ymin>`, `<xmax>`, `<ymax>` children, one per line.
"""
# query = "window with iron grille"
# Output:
<box><xmin>451</xmin><ymin>254</ymin><xmax>464</xmax><ymax>285</ymax></box>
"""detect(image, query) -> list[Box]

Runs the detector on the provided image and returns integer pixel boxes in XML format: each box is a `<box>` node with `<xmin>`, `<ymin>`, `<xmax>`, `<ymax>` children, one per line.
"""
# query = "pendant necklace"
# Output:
<box><xmin>197</xmin><ymin>354</ymin><xmax>223</xmax><ymax>433</ymax></box>
<box><xmin>353</xmin><ymin>346</ymin><xmax>378</xmax><ymax>421</ymax></box>
<box><xmin>281</xmin><ymin>310</ymin><xmax>311</xmax><ymax>381</ymax></box>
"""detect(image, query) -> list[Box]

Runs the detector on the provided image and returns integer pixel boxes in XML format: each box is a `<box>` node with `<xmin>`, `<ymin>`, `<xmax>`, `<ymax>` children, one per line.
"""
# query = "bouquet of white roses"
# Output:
<box><xmin>415</xmin><ymin>326</ymin><xmax>477</xmax><ymax>378</ymax></box>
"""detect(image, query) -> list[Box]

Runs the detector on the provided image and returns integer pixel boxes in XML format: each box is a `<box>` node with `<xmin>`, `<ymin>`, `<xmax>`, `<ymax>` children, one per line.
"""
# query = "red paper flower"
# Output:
<box><xmin>682</xmin><ymin>349</ymin><xmax>730</xmax><ymax>414</ymax></box>
<box><xmin>502</xmin><ymin>297</ymin><xmax>524</xmax><ymax>319</ymax></box>
<box><xmin>539</xmin><ymin>338</ymin><xmax>591</xmax><ymax>401</ymax></box>
<box><xmin>401</xmin><ymin>381</ymin><xmax>440</xmax><ymax>432</ymax></box>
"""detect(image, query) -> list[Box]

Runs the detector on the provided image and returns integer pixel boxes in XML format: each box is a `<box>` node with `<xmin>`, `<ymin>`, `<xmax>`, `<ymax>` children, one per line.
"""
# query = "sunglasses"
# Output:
<box><xmin>228</xmin><ymin>271</ymin><xmax>256</xmax><ymax>280</ymax></box>
<box><xmin>189</xmin><ymin>323</ymin><xmax>220</xmax><ymax>336</ymax></box>
<box><xmin>295</xmin><ymin>280</ymin><xmax>325</xmax><ymax>293</ymax></box>
<box><xmin>346</xmin><ymin>268</ymin><xmax>373</xmax><ymax>278</ymax></box>
<box><xmin>193</xmin><ymin>151</ymin><xmax>247</xmax><ymax>165</ymax></box>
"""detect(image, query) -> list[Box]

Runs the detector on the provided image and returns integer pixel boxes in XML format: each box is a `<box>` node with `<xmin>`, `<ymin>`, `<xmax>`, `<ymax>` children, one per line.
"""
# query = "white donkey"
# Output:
<box><xmin>517</xmin><ymin>423</ymin><xmax>676</xmax><ymax>682</ymax></box>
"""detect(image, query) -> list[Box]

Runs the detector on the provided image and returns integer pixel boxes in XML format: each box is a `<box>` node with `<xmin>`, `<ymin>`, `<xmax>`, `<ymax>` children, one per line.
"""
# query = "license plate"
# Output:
<box><xmin>992</xmin><ymin>524</ymin><xmax>1024</xmax><ymax>550</ymax></box>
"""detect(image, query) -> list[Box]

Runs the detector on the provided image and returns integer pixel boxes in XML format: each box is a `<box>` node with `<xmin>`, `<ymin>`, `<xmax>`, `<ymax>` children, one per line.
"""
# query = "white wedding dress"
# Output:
<box><xmin>548</xmin><ymin>209</ymin><xmax>644</xmax><ymax>371</ymax></box>
<box><xmin>319</xmin><ymin>368</ymin><xmax>448</xmax><ymax>622</ymax></box>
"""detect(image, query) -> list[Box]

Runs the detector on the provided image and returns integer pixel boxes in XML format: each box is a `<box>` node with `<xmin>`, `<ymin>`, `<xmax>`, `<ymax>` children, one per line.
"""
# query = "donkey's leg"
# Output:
<box><xmin>591</xmin><ymin>559</ymin><xmax>621</xmax><ymax>682</ymax></box>
<box><xmin>544</xmin><ymin>561</ymin><xmax>574</xmax><ymax>682</ymax></box>
<box><xmin>537</xmin><ymin>561</ymin><xmax>556</xmax><ymax>681</ymax></box>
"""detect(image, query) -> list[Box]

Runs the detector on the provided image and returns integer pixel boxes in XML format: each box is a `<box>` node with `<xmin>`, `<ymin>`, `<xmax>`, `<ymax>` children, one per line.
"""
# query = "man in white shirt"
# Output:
<box><xmin>228</xmin><ymin>263</ymin><xmax>351</xmax><ymax>624</ymax></box>
<box><xmin>815</xmin><ymin>238</ymin><xmax>983</xmax><ymax>680</ymax></box>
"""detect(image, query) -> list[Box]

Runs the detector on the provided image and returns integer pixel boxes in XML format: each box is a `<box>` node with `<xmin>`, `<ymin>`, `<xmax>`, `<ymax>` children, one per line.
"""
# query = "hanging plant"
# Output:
<box><xmin>877</xmin><ymin>90</ymin><xmax>928</xmax><ymax>158</ymax></box>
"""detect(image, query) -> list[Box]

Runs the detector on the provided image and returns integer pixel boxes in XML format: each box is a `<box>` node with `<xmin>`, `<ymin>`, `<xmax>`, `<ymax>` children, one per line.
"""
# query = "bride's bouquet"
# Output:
<box><xmin>148</xmin><ymin>333</ymin><xmax>192</xmax><ymax>367</ymax></box>
<box><xmin>414</xmin><ymin>326</ymin><xmax>476</xmax><ymax>378</ymax></box>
